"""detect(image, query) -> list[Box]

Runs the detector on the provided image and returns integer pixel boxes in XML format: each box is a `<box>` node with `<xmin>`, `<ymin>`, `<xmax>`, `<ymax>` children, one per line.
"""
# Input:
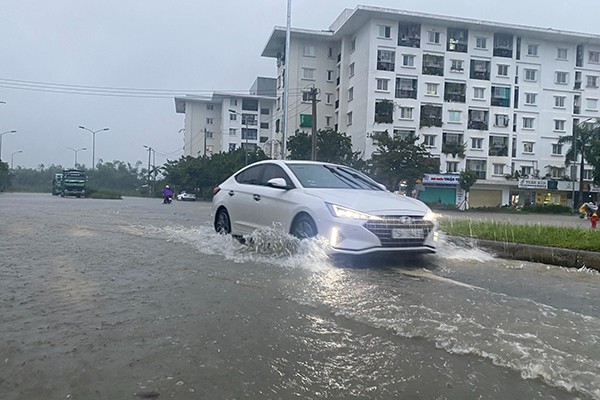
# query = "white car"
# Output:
<box><xmin>212</xmin><ymin>160</ymin><xmax>437</xmax><ymax>255</ymax></box>
<box><xmin>177</xmin><ymin>191</ymin><xmax>197</xmax><ymax>201</ymax></box>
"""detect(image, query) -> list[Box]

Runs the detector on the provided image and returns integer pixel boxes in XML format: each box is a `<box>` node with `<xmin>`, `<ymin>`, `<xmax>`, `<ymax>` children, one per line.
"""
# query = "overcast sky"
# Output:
<box><xmin>1</xmin><ymin>0</ymin><xmax>599</xmax><ymax>169</ymax></box>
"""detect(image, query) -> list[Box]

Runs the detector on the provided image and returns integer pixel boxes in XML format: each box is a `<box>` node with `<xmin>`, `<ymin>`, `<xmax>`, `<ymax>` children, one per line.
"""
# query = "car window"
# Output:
<box><xmin>235</xmin><ymin>165</ymin><xmax>263</xmax><ymax>185</ymax></box>
<box><xmin>287</xmin><ymin>164</ymin><xmax>383</xmax><ymax>190</ymax></box>
<box><xmin>260</xmin><ymin>164</ymin><xmax>294</xmax><ymax>187</ymax></box>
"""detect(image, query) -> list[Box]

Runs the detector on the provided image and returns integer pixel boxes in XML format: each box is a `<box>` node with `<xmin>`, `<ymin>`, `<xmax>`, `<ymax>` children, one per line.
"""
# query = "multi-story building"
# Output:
<box><xmin>174</xmin><ymin>77</ymin><xmax>279</xmax><ymax>158</ymax></box>
<box><xmin>261</xmin><ymin>5</ymin><xmax>600</xmax><ymax>207</ymax></box>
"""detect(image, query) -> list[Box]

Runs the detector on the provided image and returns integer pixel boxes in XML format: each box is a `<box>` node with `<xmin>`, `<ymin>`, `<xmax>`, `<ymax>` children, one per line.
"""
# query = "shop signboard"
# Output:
<box><xmin>423</xmin><ymin>174</ymin><xmax>460</xmax><ymax>185</ymax></box>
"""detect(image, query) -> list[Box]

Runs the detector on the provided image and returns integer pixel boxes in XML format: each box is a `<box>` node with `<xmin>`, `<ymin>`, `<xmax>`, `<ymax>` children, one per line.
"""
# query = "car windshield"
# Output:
<box><xmin>287</xmin><ymin>163</ymin><xmax>384</xmax><ymax>190</ymax></box>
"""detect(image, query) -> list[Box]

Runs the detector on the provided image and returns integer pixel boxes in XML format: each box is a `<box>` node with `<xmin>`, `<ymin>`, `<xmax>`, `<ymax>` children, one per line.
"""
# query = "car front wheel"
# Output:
<box><xmin>290</xmin><ymin>214</ymin><xmax>317</xmax><ymax>239</ymax></box>
<box><xmin>215</xmin><ymin>208</ymin><xmax>231</xmax><ymax>234</ymax></box>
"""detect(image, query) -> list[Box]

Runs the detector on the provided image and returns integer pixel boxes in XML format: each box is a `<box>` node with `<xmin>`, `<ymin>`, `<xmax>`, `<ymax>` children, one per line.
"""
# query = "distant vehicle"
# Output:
<box><xmin>52</xmin><ymin>173</ymin><xmax>63</xmax><ymax>196</ymax></box>
<box><xmin>177</xmin><ymin>191</ymin><xmax>197</xmax><ymax>201</ymax></box>
<box><xmin>60</xmin><ymin>169</ymin><xmax>87</xmax><ymax>198</ymax></box>
<box><xmin>212</xmin><ymin>160</ymin><xmax>438</xmax><ymax>255</ymax></box>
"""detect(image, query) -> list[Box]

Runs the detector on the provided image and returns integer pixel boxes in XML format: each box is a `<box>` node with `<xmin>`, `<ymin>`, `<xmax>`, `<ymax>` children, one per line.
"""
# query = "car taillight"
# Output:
<box><xmin>212</xmin><ymin>186</ymin><xmax>221</xmax><ymax>196</ymax></box>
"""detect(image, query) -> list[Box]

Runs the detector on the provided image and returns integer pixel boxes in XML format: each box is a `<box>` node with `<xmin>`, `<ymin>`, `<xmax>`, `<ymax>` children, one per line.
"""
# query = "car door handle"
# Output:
<box><xmin>253</xmin><ymin>194</ymin><xmax>261</xmax><ymax>201</ymax></box>
<box><xmin>228</xmin><ymin>190</ymin><xmax>234</xmax><ymax>196</ymax></box>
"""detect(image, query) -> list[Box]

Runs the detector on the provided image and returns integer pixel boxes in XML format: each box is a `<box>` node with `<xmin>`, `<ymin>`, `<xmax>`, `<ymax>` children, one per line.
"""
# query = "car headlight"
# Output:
<box><xmin>326</xmin><ymin>203</ymin><xmax>383</xmax><ymax>220</ymax></box>
<box><xmin>423</xmin><ymin>209</ymin><xmax>437</xmax><ymax>222</ymax></box>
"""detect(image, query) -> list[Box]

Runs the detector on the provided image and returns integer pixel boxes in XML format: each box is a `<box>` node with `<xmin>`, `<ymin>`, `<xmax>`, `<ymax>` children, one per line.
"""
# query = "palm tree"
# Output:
<box><xmin>559</xmin><ymin>120</ymin><xmax>600</xmax><ymax>206</ymax></box>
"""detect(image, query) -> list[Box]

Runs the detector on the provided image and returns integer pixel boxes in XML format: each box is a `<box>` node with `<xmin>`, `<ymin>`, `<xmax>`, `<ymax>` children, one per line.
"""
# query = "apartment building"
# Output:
<box><xmin>261</xmin><ymin>5</ymin><xmax>600</xmax><ymax>207</ymax></box>
<box><xmin>174</xmin><ymin>77</ymin><xmax>279</xmax><ymax>158</ymax></box>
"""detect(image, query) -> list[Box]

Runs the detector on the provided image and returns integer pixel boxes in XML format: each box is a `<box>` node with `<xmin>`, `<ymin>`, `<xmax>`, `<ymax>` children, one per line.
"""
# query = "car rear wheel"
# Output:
<box><xmin>215</xmin><ymin>208</ymin><xmax>231</xmax><ymax>234</ymax></box>
<box><xmin>290</xmin><ymin>214</ymin><xmax>317</xmax><ymax>239</ymax></box>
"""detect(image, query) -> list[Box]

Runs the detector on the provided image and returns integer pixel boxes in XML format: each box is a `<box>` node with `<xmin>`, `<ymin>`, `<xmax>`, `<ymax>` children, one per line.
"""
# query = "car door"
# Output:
<box><xmin>227</xmin><ymin>164</ymin><xmax>265</xmax><ymax>233</ymax></box>
<box><xmin>249</xmin><ymin>164</ymin><xmax>298</xmax><ymax>232</ymax></box>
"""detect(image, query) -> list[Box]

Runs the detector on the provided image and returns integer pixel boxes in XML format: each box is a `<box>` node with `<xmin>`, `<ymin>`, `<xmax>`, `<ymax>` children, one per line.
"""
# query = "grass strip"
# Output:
<box><xmin>438</xmin><ymin>217</ymin><xmax>600</xmax><ymax>252</ymax></box>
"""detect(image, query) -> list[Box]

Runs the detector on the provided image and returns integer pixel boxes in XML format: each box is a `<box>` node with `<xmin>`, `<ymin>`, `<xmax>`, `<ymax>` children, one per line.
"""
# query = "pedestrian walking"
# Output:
<box><xmin>591</xmin><ymin>212</ymin><xmax>599</xmax><ymax>229</ymax></box>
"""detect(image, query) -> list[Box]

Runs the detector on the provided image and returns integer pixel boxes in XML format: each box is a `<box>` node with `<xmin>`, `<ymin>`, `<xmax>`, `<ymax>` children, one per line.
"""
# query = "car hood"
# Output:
<box><xmin>304</xmin><ymin>188</ymin><xmax>429</xmax><ymax>215</ymax></box>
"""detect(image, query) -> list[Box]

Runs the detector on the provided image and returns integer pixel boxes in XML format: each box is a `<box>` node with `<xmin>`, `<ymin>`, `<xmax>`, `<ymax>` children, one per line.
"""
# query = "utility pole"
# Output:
<box><xmin>310</xmin><ymin>86</ymin><xmax>320</xmax><ymax>161</ymax></box>
<box><xmin>203</xmin><ymin>128</ymin><xmax>207</xmax><ymax>157</ymax></box>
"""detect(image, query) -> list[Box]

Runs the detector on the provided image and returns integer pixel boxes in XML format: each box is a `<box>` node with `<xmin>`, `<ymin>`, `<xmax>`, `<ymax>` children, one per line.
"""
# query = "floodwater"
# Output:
<box><xmin>1</xmin><ymin>193</ymin><xmax>599</xmax><ymax>399</ymax></box>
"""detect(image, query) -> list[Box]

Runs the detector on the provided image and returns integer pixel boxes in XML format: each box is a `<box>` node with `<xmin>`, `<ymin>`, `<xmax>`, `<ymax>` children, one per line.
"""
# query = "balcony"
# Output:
<box><xmin>396</xmin><ymin>89</ymin><xmax>417</xmax><ymax>99</ymax></box>
<box><xmin>445</xmin><ymin>93</ymin><xmax>466</xmax><ymax>103</ymax></box>
<box><xmin>420</xmin><ymin>116</ymin><xmax>443</xmax><ymax>128</ymax></box>
<box><xmin>471</xmin><ymin>70</ymin><xmax>490</xmax><ymax>80</ymax></box>
<box><xmin>493</xmin><ymin>48</ymin><xmax>513</xmax><ymax>58</ymax></box>
<box><xmin>468</xmin><ymin>120</ymin><xmax>488</xmax><ymax>130</ymax></box>
<box><xmin>470</xmin><ymin>170</ymin><xmax>487</xmax><ymax>179</ymax></box>
<box><xmin>423</xmin><ymin>66</ymin><xmax>444</xmax><ymax>76</ymax></box>
<box><xmin>574</xmin><ymin>106</ymin><xmax>581</xmax><ymax>114</ymax></box>
<box><xmin>336</xmin><ymin>77</ymin><xmax>340</xmax><ymax>86</ymax></box>
<box><xmin>491</xmin><ymin>98</ymin><xmax>510</xmax><ymax>107</ymax></box>
<box><xmin>335</xmin><ymin>100</ymin><xmax>339</xmax><ymax>109</ymax></box>
<box><xmin>398</xmin><ymin>37</ymin><xmax>420</xmax><ymax>48</ymax></box>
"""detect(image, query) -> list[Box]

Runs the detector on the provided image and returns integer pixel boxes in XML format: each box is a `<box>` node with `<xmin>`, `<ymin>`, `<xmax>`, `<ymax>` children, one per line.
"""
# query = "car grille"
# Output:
<box><xmin>363</xmin><ymin>216</ymin><xmax>434</xmax><ymax>248</ymax></box>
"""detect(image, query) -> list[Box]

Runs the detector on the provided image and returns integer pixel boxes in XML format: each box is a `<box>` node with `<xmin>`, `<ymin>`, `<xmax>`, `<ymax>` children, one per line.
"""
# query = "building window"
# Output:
<box><xmin>302</xmin><ymin>68</ymin><xmax>315</xmax><ymax>80</ymax></box>
<box><xmin>230</xmin><ymin>99</ymin><xmax>238</xmax><ymax>106</ymax></box>
<box><xmin>377</xmin><ymin>50</ymin><xmax>395</xmax><ymax>71</ymax></box>
<box><xmin>471</xmin><ymin>137</ymin><xmax>483</xmax><ymax>149</ymax></box>
<box><xmin>523</xmin><ymin>142</ymin><xmax>534</xmax><ymax>153</ymax></box>
<box><xmin>230</xmin><ymin>113</ymin><xmax>237</xmax><ymax>121</ymax></box>
<box><xmin>325</xmin><ymin>93</ymin><xmax>333</xmax><ymax>105</ymax></box>
<box><xmin>587</xmin><ymin>75</ymin><xmax>599</xmax><ymax>88</ymax></box>
<box><xmin>552</xmin><ymin>143</ymin><xmax>563</xmax><ymax>155</ymax></box>
<box><xmin>229</xmin><ymin>143</ymin><xmax>237</xmax><ymax>151</ymax></box>
<box><xmin>523</xmin><ymin>117</ymin><xmax>534</xmax><ymax>129</ymax></box>
<box><xmin>229</xmin><ymin>128</ymin><xmax>237</xmax><ymax>136</ymax></box>
<box><xmin>260</xmin><ymin>108</ymin><xmax>269</xmax><ymax>115</ymax></box>
<box><xmin>554</xmin><ymin>96</ymin><xmax>566</xmax><ymax>108</ymax></box>
<box><xmin>376</xmin><ymin>78</ymin><xmax>389</xmax><ymax>91</ymax></box>
<box><xmin>400</xmin><ymin>107</ymin><xmax>413</xmax><ymax>119</ymax></box>
<box><xmin>450</xmin><ymin>59</ymin><xmax>464</xmax><ymax>72</ymax></box>
<box><xmin>584</xmin><ymin>169</ymin><xmax>594</xmax><ymax>180</ymax></box>
<box><xmin>424</xmin><ymin>135</ymin><xmax>435</xmax><ymax>146</ymax></box>
<box><xmin>497</xmin><ymin>64</ymin><xmax>509</xmax><ymax>76</ymax></box>
<box><xmin>586</xmin><ymin>98</ymin><xmax>598</xmax><ymax>110</ymax></box>
<box><xmin>491</xmin><ymin>86</ymin><xmax>511</xmax><ymax>107</ymax></box>
<box><xmin>206</xmin><ymin>104</ymin><xmax>214</xmax><ymax>110</ymax></box>
<box><xmin>448</xmin><ymin>110</ymin><xmax>461</xmax><ymax>123</ymax></box>
<box><xmin>347</xmin><ymin>111</ymin><xmax>353</xmax><ymax>125</ymax></box>
<box><xmin>426</xmin><ymin>83</ymin><xmax>439</xmax><ymax>96</ymax></box>
<box><xmin>470</xmin><ymin>59</ymin><xmax>491</xmax><ymax>80</ymax></box>
<box><xmin>444</xmin><ymin>82</ymin><xmax>466</xmax><ymax>103</ymax></box>
<box><xmin>493</xmin><ymin>164</ymin><xmax>505</xmax><ymax>175</ymax></box>
<box><xmin>260</xmin><ymin>122</ymin><xmax>269</xmax><ymax>129</ymax></box>
<box><xmin>423</xmin><ymin>54</ymin><xmax>445</xmax><ymax>76</ymax></box>
<box><xmin>241</xmin><ymin>114</ymin><xmax>257</xmax><ymax>126</ymax></box>
<box><xmin>589</xmin><ymin>51</ymin><xmax>600</xmax><ymax>64</ymax></box>
<box><xmin>475</xmin><ymin>37</ymin><xmax>487</xmax><ymax>49</ymax></box>
<box><xmin>473</xmin><ymin>87</ymin><xmax>485</xmax><ymax>100</ymax></box>
<box><xmin>427</xmin><ymin>31</ymin><xmax>441</xmax><ymax>44</ymax></box>
<box><xmin>524</xmin><ymin>93</ymin><xmax>537</xmax><ymax>105</ymax></box>
<box><xmin>402</xmin><ymin>54</ymin><xmax>415</xmax><ymax>67</ymax></box>
<box><xmin>206</xmin><ymin>131</ymin><xmax>214</xmax><ymax>139</ymax></box>
<box><xmin>303</xmin><ymin>45</ymin><xmax>315</xmax><ymax>56</ymax></box>
<box><xmin>557</xmin><ymin>48</ymin><xmax>568</xmax><ymax>60</ymax></box>
<box><xmin>349</xmin><ymin>62</ymin><xmax>355</xmax><ymax>77</ymax></box>
<box><xmin>206</xmin><ymin>117</ymin><xmax>214</xmax><ymax>125</ymax></box>
<box><xmin>524</xmin><ymin>69</ymin><xmax>537</xmax><ymax>82</ymax></box>
<box><xmin>554</xmin><ymin>119</ymin><xmax>566</xmax><ymax>131</ymax></box>
<box><xmin>527</xmin><ymin>44</ymin><xmax>539</xmax><ymax>56</ymax></box>
<box><xmin>495</xmin><ymin>114</ymin><xmax>509</xmax><ymax>127</ymax></box>
<box><xmin>521</xmin><ymin>166</ymin><xmax>533</xmax><ymax>177</ymax></box>
<box><xmin>326</xmin><ymin>70</ymin><xmax>334</xmax><ymax>81</ymax></box>
<box><xmin>396</xmin><ymin>77</ymin><xmax>418</xmax><ymax>98</ymax></box>
<box><xmin>348</xmin><ymin>87</ymin><xmax>354</xmax><ymax>101</ymax></box>
<box><xmin>350</xmin><ymin>37</ymin><xmax>356</xmax><ymax>52</ymax></box>
<box><xmin>446</xmin><ymin>161</ymin><xmax>459</xmax><ymax>173</ymax></box>
<box><xmin>325</xmin><ymin>116</ymin><xmax>332</xmax><ymax>127</ymax></box>
<box><xmin>375</xmin><ymin>100</ymin><xmax>394</xmax><ymax>123</ymax></box>
<box><xmin>555</xmin><ymin>71</ymin><xmax>569</xmax><ymax>84</ymax></box>
<box><xmin>302</xmin><ymin>91</ymin><xmax>311</xmax><ymax>102</ymax></box>
<box><xmin>378</xmin><ymin>25</ymin><xmax>392</xmax><ymax>38</ymax></box>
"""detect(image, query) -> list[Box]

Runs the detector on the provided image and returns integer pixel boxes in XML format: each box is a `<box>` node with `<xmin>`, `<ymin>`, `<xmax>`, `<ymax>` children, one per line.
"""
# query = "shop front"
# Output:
<box><xmin>418</xmin><ymin>174</ymin><xmax>460</xmax><ymax>206</ymax></box>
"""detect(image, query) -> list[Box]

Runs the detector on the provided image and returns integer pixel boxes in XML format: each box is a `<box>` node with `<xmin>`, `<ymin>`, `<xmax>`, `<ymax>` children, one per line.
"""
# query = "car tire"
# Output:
<box><xmin>215</xmin><ymin>208</ymin><xmax>231</xmax><ymax>234</ymax></box>
<box><xmin>290</xmin><ymin>213</ymin><xmax>317</xmax><ymax>239</ymax></box>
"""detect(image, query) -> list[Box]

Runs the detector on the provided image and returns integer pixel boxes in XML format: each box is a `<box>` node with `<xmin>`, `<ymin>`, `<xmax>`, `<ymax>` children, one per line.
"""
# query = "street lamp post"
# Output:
<box><xmin>78</xmin><ymin>126</ymin><xmax>109</xmax><ymax>170</ymax></box>
<box><xmin>10</xmin><ymin>150</ymin><xmax>23</xmax><ymax>169</ymax></box>
<box><xmin>66</xmin><ymin>147</ymin><xmax>86</xmax><ymax>168</ymax></box>
<box><xmin>0</xmin><ymin>130</ymin><xmax>17</xmax><ymax>161</ymax></box>
<box><xmin>228</xmin><ymin>109</ymin><xmax>250</xmax><ymax>165</ymax></box>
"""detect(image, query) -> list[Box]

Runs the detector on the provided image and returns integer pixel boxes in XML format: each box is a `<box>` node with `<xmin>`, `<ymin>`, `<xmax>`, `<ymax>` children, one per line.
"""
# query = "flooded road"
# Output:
<box><xmin>1</xmin><ymin>193</ymin><xmax>599</xmax><ymax>399</ymax></box>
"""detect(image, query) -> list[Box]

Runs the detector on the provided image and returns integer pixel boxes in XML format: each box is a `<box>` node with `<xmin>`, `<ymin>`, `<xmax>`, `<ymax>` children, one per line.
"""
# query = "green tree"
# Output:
<box><xmin>458</xmin><ymin>170</ymin><xmax>478</xmax><ymax>210</ymax></box>
<box><xmin>286</xmin><ymin>128</ymin><xmax>364</xmax><ymax>168</ymax></box>
<box><xmin>369</xmin><ymin>131</ymin><xmax>438</xmax><ymax>194</ymax></box>
<box><xmin>0</xmin><ymin>160</ymin><xmax>8</xmax><ymax>191</ymax></box>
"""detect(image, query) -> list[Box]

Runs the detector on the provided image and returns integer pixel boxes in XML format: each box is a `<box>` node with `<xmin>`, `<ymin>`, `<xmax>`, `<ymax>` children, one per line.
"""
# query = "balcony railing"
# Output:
<box><xmin>445</xmin><ymin>93</ymin><xmax>465</xmax><ymax>103</ymax></box>
<box><xmin>423</xmin><ymin>66</ymin><xmax>444</xmax><ymax>76</ymax></box>
<box><xmin>471</xmin><ymin>70</ymin><xmax>490</xmax><ymax>80</ymax></box>
<box><xmin>493</xmin><ymin>48</ymin><xmax>513</xmax><ymax>58</ymax></box>
<box><xmin>491</xmin><ymin>98</ymin><xmax>510</xmax><ymax>107</ymax></box>
<box><xmin>468</xmin><ymin>120</ymin><xmax>488</xmax><ymax>130</ymax></box>
<box><xmin>469</xmin><ymin>170</ymin><xmax>487</xmax><ymax>179</ymax></box>
<box><xmin>395</xmin><ymin>89</ymin><xmax>417</xmax><ymax>99</ymax></box>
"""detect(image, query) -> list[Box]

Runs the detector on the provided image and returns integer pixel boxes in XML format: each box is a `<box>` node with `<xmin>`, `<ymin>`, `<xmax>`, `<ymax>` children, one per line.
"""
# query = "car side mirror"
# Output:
<box><xmin>266</xmin><ymin>177</ymin><xmax>288</xmax><ymax>189</ymax></box>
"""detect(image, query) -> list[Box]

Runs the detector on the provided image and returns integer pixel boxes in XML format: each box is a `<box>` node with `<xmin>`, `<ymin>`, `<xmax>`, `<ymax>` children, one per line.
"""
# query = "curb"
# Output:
<box><xmin>448</xmin><ymin>237</ymin><xmax>600</xmax><ymax>271</ymax></box>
